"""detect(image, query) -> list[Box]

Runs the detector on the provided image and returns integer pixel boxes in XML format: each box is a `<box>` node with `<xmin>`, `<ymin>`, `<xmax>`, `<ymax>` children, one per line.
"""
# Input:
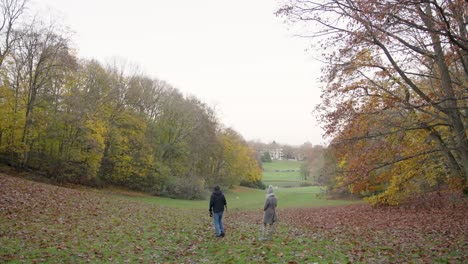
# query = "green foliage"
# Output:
<box><xmin>240</xmin><ymin>179</ymin><xmax>266</xmax><ymax>190</ymax></box>
<box><xmin>261</xmin><ymin>151</ymin><xmax>272</xmax><ymax>162</ymax></box>
<box><xmin>299</xmin><ymin>162</ymin><xmax>310</xmax><ymax>181</ymax></box>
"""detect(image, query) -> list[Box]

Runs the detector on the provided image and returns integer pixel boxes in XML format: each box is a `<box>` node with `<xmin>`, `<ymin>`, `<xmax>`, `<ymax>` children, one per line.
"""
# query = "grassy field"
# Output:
<box><xmin>1</xmin><ymin>174</ymin><xmax>467</xmax><ymax>263</ymax></box>
<box><xmin>125</xmin><ymin>160</ymin><xmax>344</xmax><ymax>209</ymax></box>
<box><xmin>262</xmin><ymin>160</ymin><xmax>303</xmax><ymax>171</ymax></box>
<box><xmin>262</xmin><ymin>160</ymin><xmax>306</xmax><ymax>187</ymax></box>
<box><xmin>0</xmin><ymin>174</ymin><xmax>355</xmax><ymax>263</ymax></box>
<box><xmin>129</xmin><ymin>186</ymin><xmax>358</xmax><ymax>209</ymax></box>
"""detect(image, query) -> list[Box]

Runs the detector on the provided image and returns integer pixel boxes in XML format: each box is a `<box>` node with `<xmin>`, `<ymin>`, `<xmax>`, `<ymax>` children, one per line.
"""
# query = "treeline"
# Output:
<box><xmin>249</xmin><ymin>140</ymin><xmax>327</xmax><ymax>185</ymax></box>
<box><xmin>248</xmin><ymin>141</ymin><xmax>318</xmax><ymax>162</ymax></box>
<box><xmin>280</xmin><ymin>0</ymin><xmax>468</xmax><ymax>205</ymax></box>
<box><xmin>0</xmin><ymin>0</ymin><xmax>262</xmax><ymax>199</ymax></box>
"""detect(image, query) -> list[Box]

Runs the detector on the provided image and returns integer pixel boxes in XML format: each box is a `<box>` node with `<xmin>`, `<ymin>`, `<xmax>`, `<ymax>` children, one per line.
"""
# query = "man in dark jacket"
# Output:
<box><xmin>209</xmin><ymin>185</ymin><xmax>227</xmax><ymax>237</ymax></box>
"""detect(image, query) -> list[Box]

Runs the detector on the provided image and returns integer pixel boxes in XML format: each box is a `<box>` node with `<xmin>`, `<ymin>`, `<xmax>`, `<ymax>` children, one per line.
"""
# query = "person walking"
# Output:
<box><xmin>261</xmin><ymin>185</ymin><xmax>277</xmax><ymax>240</ymax></box>
<box><xmin>209</xmin><ymin>185</ymin><xmax>227</xmax><ymax>237</ymax></box>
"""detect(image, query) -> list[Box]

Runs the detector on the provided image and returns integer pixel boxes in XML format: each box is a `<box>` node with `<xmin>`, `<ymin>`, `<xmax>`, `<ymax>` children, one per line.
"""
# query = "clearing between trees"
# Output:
<box><xmin>1</xmin><ymin>174</ymin><xmax>466</xmax><ymax>263</ymax></box>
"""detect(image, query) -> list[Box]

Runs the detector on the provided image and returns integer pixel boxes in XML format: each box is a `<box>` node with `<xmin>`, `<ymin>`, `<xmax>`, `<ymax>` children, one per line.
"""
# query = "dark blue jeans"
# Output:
<box><xmin>213</xmin><ymin>211</ymin><xmax>224</xmax><ymax>236</ymax></box>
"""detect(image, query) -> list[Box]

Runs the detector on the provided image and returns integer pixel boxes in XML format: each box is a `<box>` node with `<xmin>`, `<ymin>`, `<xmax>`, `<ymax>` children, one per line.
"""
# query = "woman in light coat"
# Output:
<box><xmin>262</xmin><ymin>185</ymin><xmax>277</xmax><ymax>240</ymax></box>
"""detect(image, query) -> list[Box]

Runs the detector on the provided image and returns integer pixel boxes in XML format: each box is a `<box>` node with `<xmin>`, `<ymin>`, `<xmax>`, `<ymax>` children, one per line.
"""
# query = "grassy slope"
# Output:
<box><xmin>128</xmin><ymin>160</ymin><xmax>357</xmax><ymax>209</ymax></box>
<box><xmin>130</xmin><ymin>186</ymin><xmax>358</xmax><ymax>209</ymax></box>
<box><xmin>262</xmin><ymin>160</ymin><xmax>305</xmax><ymax>187</ymax></box>
<box><xmin>0</xmin><ymin>174</ymin><xmax>355</xmax><ymax>263</ymax></box>
<box><xmin>1</xmin><ymin>174</ymin><xmax>466</xmax><ymax>263</ymax></box>
<box><xmin>262</xmin><ymin>160</ymin><xmax>303</xmax><ymax>171</ymax></box>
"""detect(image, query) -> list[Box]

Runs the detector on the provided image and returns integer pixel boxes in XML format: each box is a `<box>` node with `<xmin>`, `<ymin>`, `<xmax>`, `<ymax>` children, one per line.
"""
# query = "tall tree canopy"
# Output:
<box><xmin>0</xmin><ymin>0</ymin><xmax>263</xmax><ymax>199</ymax></box>
<box><xmin>278</xmin><ymin>0</ymin><xmax>468</xmax><ymax>204</ymax></box>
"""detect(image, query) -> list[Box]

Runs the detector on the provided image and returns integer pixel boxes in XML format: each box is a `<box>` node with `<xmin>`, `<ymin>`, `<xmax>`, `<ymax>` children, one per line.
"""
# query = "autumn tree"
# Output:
<box><xmin>0</xmin><ymin>1</ymin><xmax>262</xmax><ymax>199</ymax></box>
<box><xmin>212</xmin><ymin>128</ymin><xmax>263</xmax><ymax>189</ymax></box>
<box><xmin>0</xmin><ymin>0</ymin><xmax>28</xmax><ymax>164</ymax></box>
<box><xmin>300</xmin><ymin>162</ymin><xmax>310</xmax><ymax>182</ymax></box>
<box><xmin>0</xmin><ymin>20</ymin><xmax>75</xmax><ymax>169</ymax></box>
<box><xmin>278</xmin><ymin>0</ymin><xmax>468</xmax><ymax>204</ymax></box>
<box><xmin>281</xmin><ymin>144</ymin><xmax>296</xmax><ymax>160</ymax></box>
<box><xmin>0</xmin><ymin>0</ymin><xmax>26</xmax><ymax>68</ymax></box>
<box><xmin>318</xmin><ymin>147</ymin><xmax>344</xmax><ymax>193</ymax></box>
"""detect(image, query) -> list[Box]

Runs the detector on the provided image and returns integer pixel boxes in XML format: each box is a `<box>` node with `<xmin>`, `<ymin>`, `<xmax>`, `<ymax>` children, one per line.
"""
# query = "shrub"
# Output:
<box><xmin>240</xmin><ymin>179</ymin><xmax>266</xmax><ymax>190</ymax></box>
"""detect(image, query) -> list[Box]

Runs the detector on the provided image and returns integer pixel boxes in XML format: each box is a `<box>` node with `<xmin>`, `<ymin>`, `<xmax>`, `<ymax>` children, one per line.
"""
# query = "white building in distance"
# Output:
<box><xmin>266</xmin><ymin>148</ymin><xmax>284</xmax><ymax>160</ymax></box>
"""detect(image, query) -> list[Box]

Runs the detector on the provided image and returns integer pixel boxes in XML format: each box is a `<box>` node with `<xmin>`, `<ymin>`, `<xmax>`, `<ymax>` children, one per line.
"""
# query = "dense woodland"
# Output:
<box><xmin>0</xmin><ymin>0</ymin><xmax>262</xmax><ymax>199</ymax></box>
<box><xmin>279</xmin><ymin>0</ymin><xmax>468</xmax><ymax>204</ymax></box>
<box><xmin>0</xmin><ymin>0</ymin><xmax>466</xmax><ymax>206</ymax></box>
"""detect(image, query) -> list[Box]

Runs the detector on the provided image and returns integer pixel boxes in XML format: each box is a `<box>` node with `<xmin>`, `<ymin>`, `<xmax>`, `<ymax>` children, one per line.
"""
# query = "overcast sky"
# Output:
<box><xmin>33</xmin><ymin>0</ymin><xmax>325</xmax><ymax>146</ymax></box>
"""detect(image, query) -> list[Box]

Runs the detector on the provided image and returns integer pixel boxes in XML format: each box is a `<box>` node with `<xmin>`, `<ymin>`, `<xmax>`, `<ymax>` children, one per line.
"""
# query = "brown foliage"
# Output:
<box><xmin>232</xmin><ymin>196</ymin><xmax>468</xmax><ymax>263</ymax></box>
<box><xmin>278</xmin><ymin>0</ymin><xmax>468</xmax><ymax>203</ymax></box>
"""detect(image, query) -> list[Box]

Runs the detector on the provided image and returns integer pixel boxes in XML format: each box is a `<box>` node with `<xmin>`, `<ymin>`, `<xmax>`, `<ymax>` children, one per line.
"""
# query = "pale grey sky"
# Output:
<box><xmin>34</xmin><ymin>0</ymin><xmax>325</xmax><ymax>146</ymax></box>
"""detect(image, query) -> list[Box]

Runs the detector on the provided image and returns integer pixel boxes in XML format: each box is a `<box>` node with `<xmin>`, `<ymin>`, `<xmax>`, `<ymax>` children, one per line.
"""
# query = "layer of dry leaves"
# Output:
<box><xmin>1</xmin><ymin>173</ymin><xmax>467</xmax><ymax>263</ymax></box>
<box><xmin>231</xmin><ymin>194</ymin><xmax>468</xmax><ymax>263</ymax></box>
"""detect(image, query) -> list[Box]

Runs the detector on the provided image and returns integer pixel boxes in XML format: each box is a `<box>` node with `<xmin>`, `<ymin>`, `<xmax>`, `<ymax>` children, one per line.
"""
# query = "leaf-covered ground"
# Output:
<box><xmin>1</xmin><ymin>174</ymin><xmax>467</xmax><ymax>263</ymax></box>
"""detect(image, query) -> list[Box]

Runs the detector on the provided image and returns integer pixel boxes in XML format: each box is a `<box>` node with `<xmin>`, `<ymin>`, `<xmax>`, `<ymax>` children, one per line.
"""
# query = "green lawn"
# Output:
<box><xmin>127</xmin><ymin>186</ymin><xmax>359</xmax><ymax>210</ymax></box>
<box><xmin>0</xmin><ymin>174</ymin><xmax>360</xmax><ymax>263</ymax></box>
<box><xmin>262</xmin><ymin>171</ymin><xmax>303</xmax><ymax>187</ymax></box>
<box><xmin>262</xmin><ymin>160</ymin><xmax>307</xmax><ymax>187</ymax></box>
<box><xmin>126</xmin><ymin>160</ymin><xmax>340</xmax><ymax>209</ymax></box>
<box><xmin>262</xmin><ymin>160</ymin><xmax>304</xmax><ymax>171</ymax></box>
<box><xmin>2</xmin><ymin>174</ymin><xmax>465</xmax><ymax>263</ymax></box>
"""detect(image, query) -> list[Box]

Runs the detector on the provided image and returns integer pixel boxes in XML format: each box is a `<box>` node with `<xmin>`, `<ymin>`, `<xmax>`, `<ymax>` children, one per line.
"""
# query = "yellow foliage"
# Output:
<box><xmin>84</xmin><ymin>118</ymin><xmax>107</xmax><ymax>179</ymax></box>
<box><xmin>330</xmin><ymin>102</ymin><xmax>454</xmax><ymax>205</ymax></box>
<box><xmin>338</xmin><ymin>156</ymin><xmax>347</xmax><ymax>169</ymax></box>
<box><xmin>217</xmin><ymin>130</ymin><xmax>262</xmax><ymax>185</ymax></box>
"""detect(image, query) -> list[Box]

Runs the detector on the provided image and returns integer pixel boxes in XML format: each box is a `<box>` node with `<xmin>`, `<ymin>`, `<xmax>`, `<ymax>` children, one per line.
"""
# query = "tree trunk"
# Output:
<box><xmin>422</xmin><ymin>3</ymin><xmax>468</xmax><ymax>186</ymax></box>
